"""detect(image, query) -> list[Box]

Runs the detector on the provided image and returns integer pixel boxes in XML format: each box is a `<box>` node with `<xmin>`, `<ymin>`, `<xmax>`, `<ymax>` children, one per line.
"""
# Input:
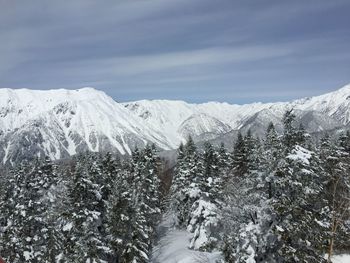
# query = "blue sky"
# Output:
<box><xmin>0</xmin><ymin>0</ymin><xmax>349</xmax><ymax>103</ymax></box>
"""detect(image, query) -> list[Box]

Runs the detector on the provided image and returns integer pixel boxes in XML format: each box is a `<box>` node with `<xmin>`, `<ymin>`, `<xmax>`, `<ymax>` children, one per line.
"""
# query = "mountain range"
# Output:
<box><xmin>0</xmin><ymin>84</ymin><xmax>350</xmax><ymax>165</ymax></box>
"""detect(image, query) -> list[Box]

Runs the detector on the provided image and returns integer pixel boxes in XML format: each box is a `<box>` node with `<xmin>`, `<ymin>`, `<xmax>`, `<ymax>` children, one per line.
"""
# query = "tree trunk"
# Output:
<box><xmin>327</xmin><ymin>218</ymin><xmax>336</xmax><ymax>262</ymax></box>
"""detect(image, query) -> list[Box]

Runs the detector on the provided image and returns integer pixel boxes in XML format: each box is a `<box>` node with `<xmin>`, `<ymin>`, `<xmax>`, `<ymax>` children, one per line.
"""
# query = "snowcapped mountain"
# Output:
<box><xmin>124</xmin><ymin>84</ymin><xmax>350</xmax><ymax>142</ymax></box>
<box><xmin>0</xmin><ymin>84</ymin><xmax>350</xmax><ymax>165</ymax></box>
<box><xmin>0</xmin><ymin>88</ymin><xmax>172</xmax><ymax>165</ymax></box>
<box><xmin>290</xmin><ymin>84</ymin><xmax>350</xmax><ymax>124</ymax></box>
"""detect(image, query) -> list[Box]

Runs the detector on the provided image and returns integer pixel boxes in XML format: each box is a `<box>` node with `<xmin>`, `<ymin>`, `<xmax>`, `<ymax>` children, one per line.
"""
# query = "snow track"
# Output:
<box><xmin>151</xmin><ymin>214</ymin><xmax>222</xmax><ymax>263</ymax></box>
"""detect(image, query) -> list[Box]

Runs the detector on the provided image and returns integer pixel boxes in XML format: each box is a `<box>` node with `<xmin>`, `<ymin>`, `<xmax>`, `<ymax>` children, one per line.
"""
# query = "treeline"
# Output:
<box><xmin>170</xmin><ymin>110</ymin><xmax>350</xmax><ymax>262</ymax></box>
<box><xmin>0</xmin><ymin>145</ymin><xmax>162</xmax><ymax>262</ymax></box>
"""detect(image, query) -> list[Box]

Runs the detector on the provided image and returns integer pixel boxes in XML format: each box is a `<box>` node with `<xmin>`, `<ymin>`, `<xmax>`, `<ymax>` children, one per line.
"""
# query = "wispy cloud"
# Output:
<box><xmin>86</xmin><ymin>45</ymin><xmax>293</xmax><ymax>76</ymax></box>
<box><xmin>0</xmin><ymin>0</ymin><xmax>349</xmax><ymax>103</ymax></box>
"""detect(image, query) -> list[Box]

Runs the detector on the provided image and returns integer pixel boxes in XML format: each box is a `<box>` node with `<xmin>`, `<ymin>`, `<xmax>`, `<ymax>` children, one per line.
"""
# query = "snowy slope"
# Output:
<box><xmin>178</xmin><ymin>113</ymin><xmax>232</xmax><ymax>142</ymax></box>
<box><xmin>151</xmin><ymin>214</ymin><xmax>222</xmax><ymax>263</ymax></box>
<box><xmin>0</xmin><ymin>88</ymin><xmax>171</xmax><ymax>165</ymax></box>
<box><xmin>324</xmin><ymin>254</ymin><xmax>350</xmax><ymax>263</ymax></box>
<box><xmin>291</xmin><ymin>84</ymin><xmax>350</xmax><ymax>124</ymax></box>
<box><xmin>330</xmin><ymin>254</ymin><xmax>350</xmax><ymax>263</ymax></box>
<box><xmin>124</xmin><ymin>84</ymin><xmax>350</xmax><ymax>145</ymax></box>
<box><xmin>123</xmin><ymin>100</ymin><xmax>195</xmax><ymax>147</ymax></box>
<box><xmin>124</xmin><ymin>100</ymin><xmax>273</xmax><ymax>132</ymax></box>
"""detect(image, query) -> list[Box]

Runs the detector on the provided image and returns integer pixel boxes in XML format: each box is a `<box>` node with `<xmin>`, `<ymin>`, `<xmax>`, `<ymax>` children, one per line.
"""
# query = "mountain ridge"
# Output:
<box><xmin>0</xmin><ymin>84</ymin><xmax>350</xmax><ymax>165</ymax></box>
<box><xmin>124</xmin><ymin>83</ymin><xmax>350</xmax><ymax>139</ymax></box>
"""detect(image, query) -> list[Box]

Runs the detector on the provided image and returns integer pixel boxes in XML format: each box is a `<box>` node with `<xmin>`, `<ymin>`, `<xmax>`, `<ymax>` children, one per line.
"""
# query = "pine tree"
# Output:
<box><xmin>63</xmin><ymin>155</ymin><xmax>109</xmax><ymax>262</ymax></box>
<box><xmin>269</xmin><ymin>146</ymin><xmax>329</xmax><ymax>262</ymax></box>
<box><xmin>322</xmin><ymin>133</ymin><xmax>350</xmax><ymax>261</ymax></box>
<box><xmin>116</xmin><ymin>145</ymin><xmax>162</xmax><ymax>263</ymax></box>
<box><xmin>231</xmin><ymin>132</ymin><xmax>248</xmax><ymax>176</ymax></box>
<box><xmin>264</xmin><ymin>122</ymin><xmax>281</xmax><ymax>162</ymax></box>
<box><xmin>222</xmin><ymin>120</ymin><xmax>330</xmax><ymax>262</ymax></box>
<box><xmin>283</xmin><ymin>109</ymin><xmax>298</xmax><ymax>150</ymax></box>
<box><xmin>222</xmin><ymin>134</ymin><xmax>268</xmax><ymax>262</ymax></box>
<box><xmin>201</xmin><ymin>141</ymin><xmax>219</xmax><ymax>195</ymax></box>
<box><xmin>104</xmin><ymin>145</ymin><xmax>162</xmax><ymax>263</ymax></box>
<box><xmin>0</xmin><ymin>163</ymin><xmax>28</xmax><ymax>262</ymax></box>
<box><xmin>339</xmin><ymin>130</ymin><xmax>350</xmax><ymax>154</ymax></box>
<box><xmin>39</xmin><ymin>157</ymin><xmax>65</xmax><ymax>262</ymax></box>
<box><xmin>0</xmin><ymin>158</ymin><xmax>63</xmax><ymax>262</ymax></box>
<box><xmin>263</xmin><ymin>122</ymin><xmax>282</xmax><ymax>199</ymax></box>
<box><xmin>217</xmin><ymin>142</ymin><xmax>231</xmax><ymax>185</ymax></box>
<box><xmin>296</xmin><ymin>123</ymin><xmax>307</xmax><ymax>146</ymax></box>
<box><xmin>100</xmin><ymin>152</ymin><xmax>121</xmax><ymax>201</ymax></box>
<box><xmin>245</xmin><ymin>130</ymin><xmax>262</xmax><ymax>171</ymax></box>
<box><xmin>187</xmin><ymin>142</ymin><xmax>223</xmax><ymax>251</ymax></box>
<box><xmin>218</xmin><ymin>142</ymin><xmax>230</xmax><ymax>170</ymax></box>
<box><xmin>171</xmin><ymin>143</ymin><xmax>185</xmax><ymax>192</ymax></box>
<box><xmin>319</xmin><ymin>133</ymin><xmax>333</xmax><ymax>162</ymax></box>
<box><xmin>171</xmin><ymin>136</ymin><xmax>202</xmax><ymax>227</ymax></box>
<box><xmin>142</xmin><ymin>144</ymin><xmax>161</xmax><ymax>227</ymax></box>
<box><xmin>106</xmin><ymin>170</ymin><xmax>139</xmax><ymax>262</ymax></box>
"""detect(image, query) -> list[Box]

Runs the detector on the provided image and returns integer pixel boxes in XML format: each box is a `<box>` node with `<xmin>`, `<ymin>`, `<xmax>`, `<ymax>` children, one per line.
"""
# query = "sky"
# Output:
<box><xmin>0</xmin><ymin>0</ymin><xmax>350</xmax><ymax>104</ymax></box>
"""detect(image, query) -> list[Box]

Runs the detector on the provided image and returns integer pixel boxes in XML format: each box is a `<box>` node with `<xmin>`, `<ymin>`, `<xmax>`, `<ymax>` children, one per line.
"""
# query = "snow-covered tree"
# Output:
<box><xmin>222</xmin><ymin>132</ymin><xmax>269</xmax><ymax>262</ymax></box>
<box><xmin>222</xmin><ymin>117</ymin><xmax>330</xmax><ymax>262</ymax></box>
<box><xmin>106</xmin><ymin>170</ymin><xmax>134</xmax><ymax>262</ymax></box>
<box><xmin>0</xmin><ymin>163</ymin><xmax>29</xmax><ymax>262</ymax></box>
<box><xmin>141</xmin><ymin>144</ymin><xmax>162</xmax><ymax>227</ymax></box>
<box><xmin>283</xmin><ymin>109</ymin><xmax>297</xmax><ymax>150</ymax></box>
<box><xmin>63</xmin><ymin>155</ymin><xmax>110</xmax><ymax>262</ymax></box>
<box><xmin>231</xmin><ymin>132</ymin><xmax>248</xmax><ymax>176</ymax></box>
<box><xmin>320</xmin><ymin>133</ymin><xmax>350</xmax><ymax>260</ymax></box>
<box><xmin>113</xmin><ymin>145</ymin><xmax>161</xmax><ymax>263</ymax></box>
<box><xmin>282</xmin><ymin>109</ymin><xmax>306</xmax><ymax>151</ymax></box>
<box><xmin>269</xmin><ymin>146</ymin><xmax>328</xmax><ymax>262</ymax></box>
<box><xmin>187</xmin><ymin>142</ymin><xmax>223</xmax><ymax>251</ymax></box>
<box><xmin>171</xmin><ymin>136</ymin><xmax>202</xmax><ymax>227</ymax></box>
<box><xmin>262</xmin><ymin>122</ymin><xmax>282</xmax><ymax>199</ymax></box>
<box><xmin>0</xmin><ymin>158</ymin><xmax>63</xmax><ymax>262</ymax></box>
<box><xmin>264</xmin><ymin>122</ymin><xmax>282</xmax><ymax>164</ymax></box>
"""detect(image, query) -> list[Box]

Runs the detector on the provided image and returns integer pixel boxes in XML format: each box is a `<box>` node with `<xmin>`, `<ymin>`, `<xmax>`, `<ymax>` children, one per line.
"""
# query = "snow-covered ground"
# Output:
<box><xmin>325</xmin><ymin>254</ymin><xmax>350</xmax><ymax>263</ymax></box>
<box><xmin>152</xmin><ymin>214</ymin><xmax>350</xmax><ymax>263</ymax></box>
<box><xmin>333</xmin><ymin>254</ymin><xmax>350</xmax><ymax>263</ymax></box>
<box><xmin>151</xmin><ymin>214</ymin><xmax>222</xmax><ymax>263</ymax></box>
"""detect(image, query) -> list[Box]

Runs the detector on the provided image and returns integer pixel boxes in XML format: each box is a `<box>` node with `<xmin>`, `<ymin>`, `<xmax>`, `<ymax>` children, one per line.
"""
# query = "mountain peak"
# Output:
<box><xmin>336</xmin><ymin>83</ymin><xmax>350</xmax><ymax>94</ymax></box>
<box><xmin>74</xmin><ymin>87</ymin><xmax>106</xmax><ymax>96</ymax></box>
